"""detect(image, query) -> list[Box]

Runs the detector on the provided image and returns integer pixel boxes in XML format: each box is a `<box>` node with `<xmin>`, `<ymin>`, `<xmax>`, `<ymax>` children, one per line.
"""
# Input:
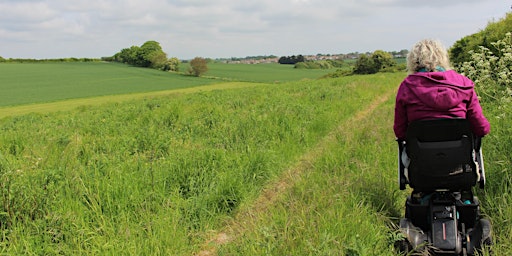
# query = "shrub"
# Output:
<box><xmin>161</xmin><ymin>57</ymin><xmax>180</xmax><ymax>72</ymax></box>
<box><xmin>188</xmin><ymin>57</ymin><xmax>208</xmax><ymax>77</ymax></box>
<box><xmin>295</xmin><ymin>61</ymin><xmax>322</xmax><ymax>69</ymax></box>
<box><xmin>457</xmin><ymin>32</ymin><xmax>512</xmax><ymax>102</ymax></box>
<box><xmin>353</xmin><ymin>50</ymin><xmax>397</xmax><ymax>75</ymax></box>
<box><xmin>450</xmin><ymin>13</ymin><xmax>512</xmax><ymax>65</ymax></box>
<box><xmin>320</xmin><ymin>69</ymin><xmax>353</xmax><ymax>78</ymax></box>
<box><xmin>353</xmin><ymin>55</ymin><xmax>379</xmax><ymax>74</ymax></box>
<box><xmin>457</xmin><ymin>34</ymin><xmax>512</xmax><ymax>254</ymax></box>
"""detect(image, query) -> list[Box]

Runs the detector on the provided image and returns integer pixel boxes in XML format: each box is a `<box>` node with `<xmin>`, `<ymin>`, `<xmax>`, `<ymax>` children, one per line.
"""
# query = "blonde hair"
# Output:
<box><xmin>406</xmin><ymin>39</ymin><xmax>451</xmax><ymax>74</ymax></box>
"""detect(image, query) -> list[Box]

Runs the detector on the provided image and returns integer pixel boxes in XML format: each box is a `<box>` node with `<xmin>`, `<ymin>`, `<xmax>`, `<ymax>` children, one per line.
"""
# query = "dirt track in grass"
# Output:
<box><xmin>195</xmin><ymin>91</ymin><xmax>393</xmax><ymax>256</ymax></box>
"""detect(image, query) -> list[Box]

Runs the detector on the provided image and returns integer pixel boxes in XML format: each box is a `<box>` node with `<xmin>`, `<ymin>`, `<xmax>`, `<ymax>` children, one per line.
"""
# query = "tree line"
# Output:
<box><xmin>278</xmin><ymin>55</ymin><xmax>305</xmax><ymax>64</ymax></box>
<box><xmin>0</xmin><ymin>57</ymin><xmax>99</xmax><ymax>63</ymax></box>
<box><xmin>106</xmin><ymin>41</ymin><xmax>209</xmax><ymax>76</ymax></box>
<box><xmin>107</xmin><ymin>41</ymin><xmax>180</xmax><ymax>72</ymax></box>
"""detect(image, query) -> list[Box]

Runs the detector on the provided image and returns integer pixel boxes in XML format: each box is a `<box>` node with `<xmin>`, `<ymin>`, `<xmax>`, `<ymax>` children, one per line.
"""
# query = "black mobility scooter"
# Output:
<box><xmin>397</xmin><ymin>119</ymin><xmax>492</xmax><ymax>255</ymax></box>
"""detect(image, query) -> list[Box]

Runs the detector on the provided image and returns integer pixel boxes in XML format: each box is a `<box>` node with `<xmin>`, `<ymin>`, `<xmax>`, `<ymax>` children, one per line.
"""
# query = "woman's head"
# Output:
<box><xmin>406</xmin><ymin>39</ymin><xmax>451</xmax><ymax>74</ymax></box>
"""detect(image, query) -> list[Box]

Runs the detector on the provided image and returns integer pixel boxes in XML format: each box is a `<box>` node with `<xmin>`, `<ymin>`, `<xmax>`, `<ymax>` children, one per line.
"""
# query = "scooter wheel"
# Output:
<box><xmin>395</xmin><ymin>238</ymin><xmax>412</xmax><ymax>254</ymax></box>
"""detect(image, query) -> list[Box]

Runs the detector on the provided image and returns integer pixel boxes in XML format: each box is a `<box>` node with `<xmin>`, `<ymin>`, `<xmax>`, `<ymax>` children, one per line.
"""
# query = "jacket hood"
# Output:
<box><xmin>403</xmin><ymin>70</ymin><xmax>474</xmax><ymax>111</ymax></box>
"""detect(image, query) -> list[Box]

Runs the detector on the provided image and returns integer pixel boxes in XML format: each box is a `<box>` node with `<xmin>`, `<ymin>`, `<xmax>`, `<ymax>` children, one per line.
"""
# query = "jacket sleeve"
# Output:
<box><xmin>393</xmin><ymin>84</ymin><xmax>408</xmax><ymax>140</ymax></box>
<box><xmin>466</xmin><ymin>89</ymin><xmax>490</xmax><ymax>137</ymax></box>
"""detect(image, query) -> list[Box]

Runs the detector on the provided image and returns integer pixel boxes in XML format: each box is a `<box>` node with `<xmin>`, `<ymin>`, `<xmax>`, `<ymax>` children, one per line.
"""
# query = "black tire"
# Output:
<box><xmin>479</xmin><ymin>218</ymin><xmax>492</xmax><ymax>246</ymax></box>
<box><xmin>394</xmin><ymin>238</ymin><xmax>412</xmax><ymax>254</ymax></box>
<box><xmin>467</xmin><ymin>218</ymin><xmax>493</xmax><ymax>255</ymax></box>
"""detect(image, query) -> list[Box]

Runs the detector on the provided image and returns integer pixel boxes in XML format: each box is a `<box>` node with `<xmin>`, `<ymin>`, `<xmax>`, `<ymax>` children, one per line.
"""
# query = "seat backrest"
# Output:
<box><xmin>405</xmin><ymin>119</ymin><xmax>477</xmax><ymax>192</ymax></box>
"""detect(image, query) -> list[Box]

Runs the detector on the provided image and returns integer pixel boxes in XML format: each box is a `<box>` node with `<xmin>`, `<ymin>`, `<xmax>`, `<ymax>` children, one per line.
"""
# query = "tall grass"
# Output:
<box><xmin>475</xmin><ymin>100</ymin><xmax>512</xmax><ymax>255</ymax></box>
<box><xmin>214</xmin><ymin>78</ymin><xmax>512</xmax><ymax>255</ymax></box>
<box><xmin>216</xmin><ymin>79</ymin><xmax>401</xmax><ymax>255</ymax></box>
<box><xmin>0</xmin><ymin>73</ymin><xmax>403</xmax><ymax>254</ymax></box>
<box><xmin>1</xmin><ymin>69</ymin><xmax>510</xmax><ymax>255</ymax></box>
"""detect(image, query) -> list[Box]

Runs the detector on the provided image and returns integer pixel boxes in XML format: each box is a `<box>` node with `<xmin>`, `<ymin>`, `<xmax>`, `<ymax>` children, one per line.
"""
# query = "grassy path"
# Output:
<box><xmin>196</xmin><ymin>90</ymin><xmax>395</xmax><ymax>255</ymax></box>
<box><xmin>0</xmin><ymin>73</ymin><xmax>409</xmax><ymax>255</ymax></box>
<box><xmin>0</xmin><ymin>82</ymin><xmax>260</xmax><ymax>119</ymax></box>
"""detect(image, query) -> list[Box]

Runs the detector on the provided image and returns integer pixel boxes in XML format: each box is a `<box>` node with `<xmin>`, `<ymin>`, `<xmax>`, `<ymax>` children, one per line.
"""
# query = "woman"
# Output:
<box><xmin>393</xmin><ymin>39</ymin><xmax>490</xmax><ymax>140</ymax></box>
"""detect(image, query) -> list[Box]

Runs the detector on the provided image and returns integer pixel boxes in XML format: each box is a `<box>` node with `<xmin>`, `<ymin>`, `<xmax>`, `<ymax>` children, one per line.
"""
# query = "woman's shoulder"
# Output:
<box><xmin>444</xmin><ymin>70</ymin><xmax>475</xmax><ymax>87</ymax></box>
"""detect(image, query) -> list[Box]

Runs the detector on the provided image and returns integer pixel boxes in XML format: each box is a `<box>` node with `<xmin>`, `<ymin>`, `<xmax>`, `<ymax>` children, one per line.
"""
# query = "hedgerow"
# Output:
<box><xmin>457</xmin><ymin>32</ymin><xmax>512</xmax><ymax>103</ymax></box>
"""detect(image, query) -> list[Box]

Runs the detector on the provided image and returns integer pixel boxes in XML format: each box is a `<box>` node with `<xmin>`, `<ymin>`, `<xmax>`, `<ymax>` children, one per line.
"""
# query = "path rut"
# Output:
<box><xmin>195</xmin><ymin>91</ymin><xmax>393</xmax><ymax>255</ymax></box>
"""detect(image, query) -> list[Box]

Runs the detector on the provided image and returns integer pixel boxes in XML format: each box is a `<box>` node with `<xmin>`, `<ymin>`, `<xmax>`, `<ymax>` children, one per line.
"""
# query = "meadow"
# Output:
<box><xmin>0</xmin><ymin>63</ymin><xmax>510</xmax><ymax>255</ymax></box>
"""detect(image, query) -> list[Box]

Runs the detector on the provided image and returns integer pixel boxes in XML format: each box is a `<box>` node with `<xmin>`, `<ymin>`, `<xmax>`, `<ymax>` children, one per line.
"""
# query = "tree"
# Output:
<box><xmin>162</xmin><ymin>57</ymin><xmax>180</xmax><ymax>72</ymax></box>
<box><xmin>353</xmin><ymin>54</ymin><xmax>378</xmax><ymax>74</ymax></box>
<box><xmin>278</xmin><ymin>55</ymin><xmax>305</xmax><ymax>64</ymax></box>
<box><xmin>371</xmin><ymin>50</ymin><xmax>395</xmax><ymax>70</ymax></box>
<box><xmin>148</xmin><ymin>51</ymin><xmax>168</xmax><ymax>69</ymax></box>
<box><xmin>114</xmin><ymin>46</ymin><xmax>139</xmax><ymax>64</ymax></box>
<box><xmin>189</xmin><ymin>57</ymin><xmax>208</xmax><ymax>77</ymax></box>
<box><xmin>137</xmin><ymin>41</ymin><xmax>166</xmax><ymax>67</ymax></box>
<box><xmin>112</xmin><ymin>41</ymin><xmax>168</xmax><ymax>69</ymax></box>
<box><xmin>353</xmin><ymin>50</ymin><xmax>395</xmax><ymax>74</ymax></box>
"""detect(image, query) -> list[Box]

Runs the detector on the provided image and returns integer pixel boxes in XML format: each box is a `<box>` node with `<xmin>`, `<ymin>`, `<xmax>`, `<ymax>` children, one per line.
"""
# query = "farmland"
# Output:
<box><xmin>180</xmin><ymin>62</ymin><xmax>337</xmax><ymax>83</ymax></box>
<box><xmin>0</xmin><ymin>63</ymin><xmax>510</xmax><ymax>255</ymax></box>
<box><xmin>0</xmin><ymin>62</ymin><xmax>216</xmax><ymax>107</ymax></box>
<box><xmin>0</xmin><ymin>62</ymin><xmax>333</xmax><ymax>108</ymax></box>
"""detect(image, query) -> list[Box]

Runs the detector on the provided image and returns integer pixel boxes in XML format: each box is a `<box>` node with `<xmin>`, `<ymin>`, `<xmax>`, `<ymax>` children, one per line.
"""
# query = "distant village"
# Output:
<box><xmin>218</xmin><ymin>50</ymin><xmax>408</xmax><ymax>64</ymax></box>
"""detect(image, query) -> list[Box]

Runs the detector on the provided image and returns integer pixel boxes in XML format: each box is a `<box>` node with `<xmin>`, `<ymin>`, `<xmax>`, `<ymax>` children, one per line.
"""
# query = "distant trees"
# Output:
<box><xmin>188</xmin><ymin>57</ymin><xmax>208</xmax><ymax>77</ymax></box>
<box><xmin>112</xmin><ymin>41</ymin><xmax>180</xmax><ymax>71</ymax></box>
<box><xmin>278</xmin><ymin>55</ymin><xmax>305</xmax><ymax>64</ymax></box>
<box><xmin>0</xmin><ymin>57</ymin><xmax>99</xmax><ymax>63</ymax></box>
<box><xmin>353</xmin><ymin>50</ymin><xmax>396</xmax><ymax>74</ymax></box>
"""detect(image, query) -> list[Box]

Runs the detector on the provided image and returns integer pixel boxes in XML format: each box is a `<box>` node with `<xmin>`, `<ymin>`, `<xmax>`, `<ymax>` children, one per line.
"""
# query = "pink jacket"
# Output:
<box><xmin>394</xmin><ymin>70</ymin><xmax>490</xmax><ymax>140</ymax></box>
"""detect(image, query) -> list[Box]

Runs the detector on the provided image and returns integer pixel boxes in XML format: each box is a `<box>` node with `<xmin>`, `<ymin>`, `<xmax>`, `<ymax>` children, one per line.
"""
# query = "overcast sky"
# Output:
<box><xmin>0</xmin><ymin>0</ymin><xmax>509</xmax><ymax>60</ymax></box>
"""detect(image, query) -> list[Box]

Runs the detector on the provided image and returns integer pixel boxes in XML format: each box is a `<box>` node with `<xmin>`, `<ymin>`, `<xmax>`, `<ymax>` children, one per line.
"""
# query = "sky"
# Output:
<box><xmin>0</xmin><ymin>0</ymin><xmax>510</xmax><ymax>60</ymax></box>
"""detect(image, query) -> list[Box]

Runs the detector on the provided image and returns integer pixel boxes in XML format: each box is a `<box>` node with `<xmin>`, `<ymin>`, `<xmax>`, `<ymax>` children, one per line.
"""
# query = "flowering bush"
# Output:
<box><xmin>457</xmin><ymin>32</ymin><xmax>512</xmax><ymax>103</ymax></box>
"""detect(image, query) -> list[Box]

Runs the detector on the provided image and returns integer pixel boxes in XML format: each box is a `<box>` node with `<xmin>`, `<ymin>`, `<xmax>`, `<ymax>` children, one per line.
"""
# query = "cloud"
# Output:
<box><xmin>0</xmin><ymin>2</ymin><xmax>55</xmax><ymax>25</ymax></box>
<box><xmin>363</xmin><ymin>0</ymin><xmax>482</xmax><ymax>7</ymax></box>
<box><xmin>0</xmin><ymin>0</ymin><xmax>508</xmax><ymax>59</ymax></box>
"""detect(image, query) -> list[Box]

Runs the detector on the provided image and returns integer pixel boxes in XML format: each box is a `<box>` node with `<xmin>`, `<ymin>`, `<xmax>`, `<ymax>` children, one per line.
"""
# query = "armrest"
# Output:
<box><xmin>474</xmin><ymin>137</ymin><xmax>486</xmax><ymax>189</ymax></box>
<box><xmin>474</xmin><ymin>136</ymin><xmax>482</xmax><ymax>151</ymax></box>
<box><xmin>397</xmin><ymin>139</ymin><xmax>407</xmax><ymax>190</ymax></box>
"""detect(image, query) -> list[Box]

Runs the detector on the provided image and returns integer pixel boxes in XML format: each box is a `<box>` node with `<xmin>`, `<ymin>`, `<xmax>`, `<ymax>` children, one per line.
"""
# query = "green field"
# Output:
<box><xmin>1</xmin><ymin>62</ymin><xmax>335</xmax><ymax>108</ymax></box>
<box><xmin>0</xmin><ymin>62</ymin><xmax>215</xmax><ymax>107</ymax></box>
<box><xmin>0</xmin><ymin>63</ymin><xmax>510</xmax><ymax>255</ymax></box>
<box><xmin>180</xmin><ymin>62</ymin><xmax>336</xmax><ymax>83</ymax></box>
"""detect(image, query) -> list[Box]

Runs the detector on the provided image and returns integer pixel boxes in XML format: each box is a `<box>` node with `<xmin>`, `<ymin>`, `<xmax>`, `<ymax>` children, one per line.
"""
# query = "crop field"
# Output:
<box><xmin>0</xmin><ymin>62</ymin><xmax>219</xmax><ymax>107</ymax></box>
<box><xmin>0</xmin><ymin>63</ymin><xmax>510</xmax><ymax>255</ymax></box>
<box><xmin>180</xmin><ymin>62</ymin><xmax>336</xmax><ymax>83</ymax></box>
<box><xmin>0</xmin><ymin>62</ymin><xmax>334</xmax><ymax>108</ymax></box>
